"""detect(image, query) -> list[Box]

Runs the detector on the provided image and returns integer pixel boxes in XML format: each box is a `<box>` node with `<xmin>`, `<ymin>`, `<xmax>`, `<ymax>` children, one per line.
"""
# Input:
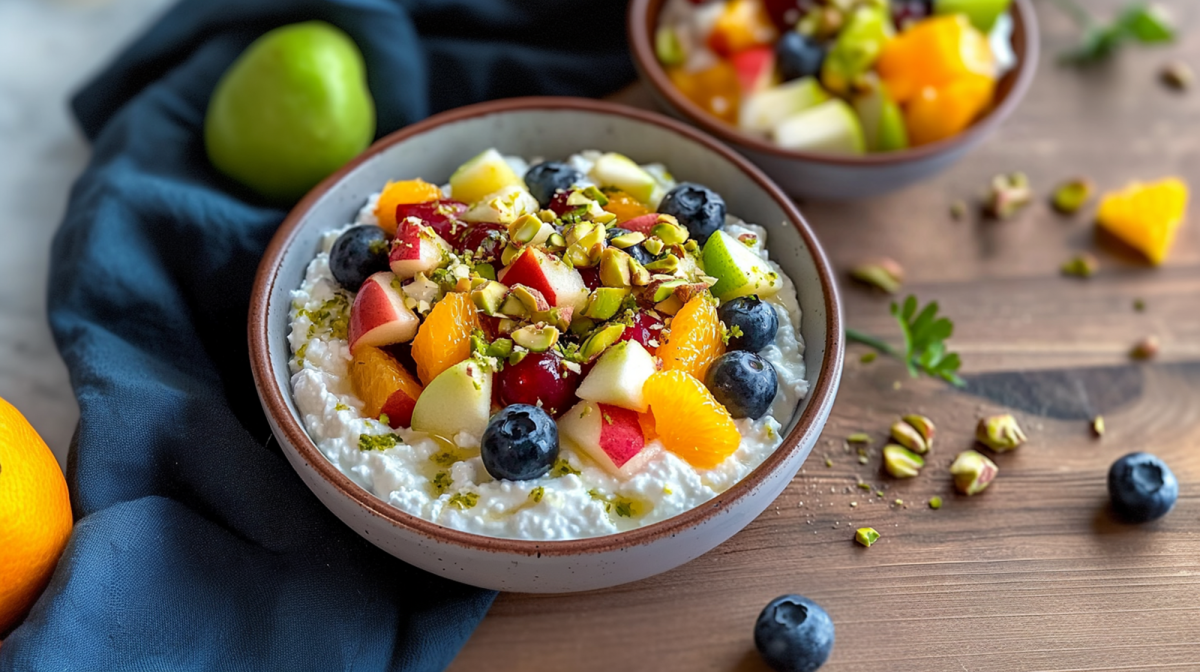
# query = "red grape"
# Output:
<box><xmin>496</xmin><ymin>350</ymin><xmax>581</xmax><ymax>418</ymax></box>
<box><xmin>394</xmin><ymin>199</ymin><xmax>467</xmax><ymax>241</ymax></box>
<box><xmin>617</xmin><ymin>310</ymin><xmax>665</xmax><ymax>355</ymax></box>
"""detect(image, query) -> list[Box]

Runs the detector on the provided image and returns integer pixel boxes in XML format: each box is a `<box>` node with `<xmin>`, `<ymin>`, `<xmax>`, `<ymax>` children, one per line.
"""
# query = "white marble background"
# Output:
<box><xmin>0</xmin><ymin>0</ymin><xmax>170</xmax><ymax>468</ymax></box>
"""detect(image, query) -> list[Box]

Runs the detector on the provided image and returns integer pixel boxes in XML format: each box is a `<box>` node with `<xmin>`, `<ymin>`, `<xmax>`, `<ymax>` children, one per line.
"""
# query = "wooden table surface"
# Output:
<box><xmin>449</xmin><ymin>1</ymin><xmax>1200</xmax><ymax>670</ymax></box>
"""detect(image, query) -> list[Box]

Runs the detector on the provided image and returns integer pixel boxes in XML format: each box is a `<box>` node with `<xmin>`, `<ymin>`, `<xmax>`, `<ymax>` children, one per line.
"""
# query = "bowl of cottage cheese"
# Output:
<box><xmin>250</xmin><ymin>97</ymin><xmax>843</xmax><ymax>593</ymax></box>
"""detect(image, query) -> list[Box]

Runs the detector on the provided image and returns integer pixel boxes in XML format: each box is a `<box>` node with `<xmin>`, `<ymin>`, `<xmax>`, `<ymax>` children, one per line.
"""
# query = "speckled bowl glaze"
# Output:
<box><xmin>628</xmin><ymin>0</ymin><xmax>1039</xmax><ymax>200</ymax></box>
<box><xmin>249</xmin><ymin>97</ymin><xmax>843</xmax><ymax>593</ymax></box>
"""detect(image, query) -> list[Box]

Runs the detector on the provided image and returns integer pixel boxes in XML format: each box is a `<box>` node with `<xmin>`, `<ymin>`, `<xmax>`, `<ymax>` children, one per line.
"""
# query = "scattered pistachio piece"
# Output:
<box><xmin>857</xmin><ymin>481</ymin><xmax>872</xmax><ymax>491</ymax></box>
<box><xmin>891</xmin><ymin>419</ymin><xmax>929</xmax><ymax>455</ymax></box>
<box><xmin>984</xmin><ymin>172</ymin><xmax>1033</xmax><ymax>220</ymax></box>
<box><xmin>824</xmin><ymin>457</ymin><xmax>833</xmax><ymax>468</ymax></box>
<box><xmin>1161</xmin><ymin>60</ymin><xmax>1194</xmax><ymax>91</ymax></box>
<box><xmin>1130</xmin><ymin>335</ymin><xmax>1159</xmax><ymax>360</ymax></box>
<box><xmin>950</xmin><ymin>199</ymin><xmax>967</xmax><ymax>221</ymax></box>
<box><xmin>976</xmin><ymin>414</ymin><xmax>1027</xmax><ymax>453</ymax></box>
<box><xmin>855</xmin><ymin>527</ymin><xmax>880</xmax><ymax>548</ymax></box>
<box><xmin>857</xmin><ymin>454</ymin><xmax>869</xmax><ymax>465</ymax></box>
<box><xmin>1061</xmin><ymin>252</ymin><xmax>1098</xmax><ymax>278</ymax></box>
<box><xmin>847</xmin><ymin>433</ymin><xmax>871</xmax><ymax>444</ymax></box>
<box><xmin>901</xmin><ymin>414</ymin><xmax>936</xmax><ymax>448</ymax></box>
<box><xmin>929</xmin><ymin>496</ymin><xmax>943</xmax><ymax>510</ymax></box>
<box><xmin>1092</xmin><ymin>415</ymin><xmax>1105</xmax><ymax>438</ymax></box>
<box><xmin>1052</xmin><ymin>178</ymin><xmax>1095</xmax><ymax>214</ymax></box>
<box><xmin>1133</xmin><ymin>298</ymin><xmax>1146</xmax><ymax>312</ymax></box>
<box><xmin>950</xmin><ymin>450</ymin><xmax>998</xmax><ymax>495</ymax></box>
<box><xmin>850</xmin><ymin>501</ymin><xmax>858</xmax><ymax>508</ymax></box>
<box><xmin>883</xmin><ymin>444</ymin><xmax>924</xmax><ymax>478</ymax></box>
<box><xmin>875</xmin><ymin>490</ymin><xmax>884</xmax><ymax>498</ymax></box>
<box><xmin>850</xmin><ymin>257</ymin><xmax>905</xmax><ymax>294</ymax></box>
<box><xmin>860</xmin><ymin>352</ymin><xmax>877</xmax><ymax>364</ymax></box>
<box><xmin>893</xmin><ymin>499</ymin><xmax>904</xmax><ymax>507</ymax></box>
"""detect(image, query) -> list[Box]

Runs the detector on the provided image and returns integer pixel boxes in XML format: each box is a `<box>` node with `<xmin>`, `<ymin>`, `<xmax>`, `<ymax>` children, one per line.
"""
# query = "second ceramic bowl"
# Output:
<box><xmin>628</xmin><ymin>0</ymin><xmax>1040</xmax><ymax>200</ymax></box>
<box><xmin>249</xmin><ymin>98</ymin><xmax>843</xmax><ymax>593</ymax></box>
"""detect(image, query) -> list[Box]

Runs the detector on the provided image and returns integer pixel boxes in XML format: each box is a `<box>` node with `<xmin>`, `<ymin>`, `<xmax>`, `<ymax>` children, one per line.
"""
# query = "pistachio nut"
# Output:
<box><xmin>985</xmin><ymin>172</ymin><xmax>1033</xmax><ymax>220</ymax></box>
<box><xmin>976</xmin><ymin>413</ymin><xmax>1027</xmax><ymax>452</ymax></box>
<box><xmin>890</xmin><ymin>420</ymin><xmax>928</xmax><ymax>455</ymax></box>
<box><xmin>854</xmin><ymin>527</ymin><xmax>880</xmax><ymax>548</ymax></box>
<box><xmin>1052</xmin><ymin>178</ymin><xmax>1094</xmax><ymax>214</ymax></box>
<box><xmin>883</xmin><ymin>444</ymin><xmax>924</xmax><ymax>478</ymax></box>
<box><xmin>950</xmin><ymin>449</ymin><xmax>998</xmax><ymax>495</ymax></box>
<box><xmin>850</xmin><ymin>257</ymin><xmax>904</xmax><ymax>294</ymax></box>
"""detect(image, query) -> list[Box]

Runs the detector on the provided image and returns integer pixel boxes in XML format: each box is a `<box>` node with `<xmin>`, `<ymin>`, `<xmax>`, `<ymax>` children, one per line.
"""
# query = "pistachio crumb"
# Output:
<box><xmin>1092</xmin><ymin>416</ymin><xmax>1105</xmax><ymax>438</ymax></box>
<box><xmin>893</xmin><ymin>499</ymin><xmax>904</xmax><ymax>507</ymax></box>
<box><xmin>860</xmin><ymin>351</ymin><xmax>877</xmax><ymax>364</ymax></box>
<box><xmin>855</xmin><ymin>527</ymin><xmax>880</xmax><ymax>547</ymax></box>
<box><xmin>929</xmin><ymin>496</ymin><xmax>943</xmax><ymax>510</ymax></box>
<box><xmin>850</xmin><ymin>501</ymin><xmax>858</xmax><ymax>508</ymax></box>
<box><xmin>824</xmin><ymin>456</ymin><xmax>833</xmax><ymax>468</ymax></box>
<box><xmin>847</xmin><ymin>433</ymin><xmax>871</xmax><ymax>444</ymax></box>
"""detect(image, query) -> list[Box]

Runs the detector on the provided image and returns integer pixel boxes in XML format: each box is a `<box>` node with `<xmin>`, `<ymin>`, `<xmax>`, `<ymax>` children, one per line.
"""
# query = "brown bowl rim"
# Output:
<box><xmin>248</xmin><ymin>96</ymin><xmax>844</xmax><ymax>558</ymax></box>
<box><xmin>628</xmin><ymin>0</ymin><xmax>1040</xmax><ymax>166</ymax></box>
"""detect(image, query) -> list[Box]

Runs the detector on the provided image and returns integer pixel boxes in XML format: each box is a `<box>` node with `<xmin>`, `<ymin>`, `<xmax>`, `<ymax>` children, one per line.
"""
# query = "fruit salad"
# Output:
<box><xmin>288</xmin><ymin>148</ymin><xmax>809</xmax><ymax>540</ymax></box>
<box><xmin>655</xmin><ymin>0</ymin><xmax>1018</xmax><ymax>152</ymax></box>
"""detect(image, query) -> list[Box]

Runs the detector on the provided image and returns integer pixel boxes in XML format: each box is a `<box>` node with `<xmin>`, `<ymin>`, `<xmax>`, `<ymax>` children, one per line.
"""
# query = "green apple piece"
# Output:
<box><xmin>450</xmin><ymin>148</ymin><xmax>524</xmax><ymax>205</ymax></box>
<box><xmin>738</xmin><ymin>77</ymin><xmax>831</xmax><ymax>135</ymax></box>
<box><xmin>702</xmin><ymin>230</ymin><xmax>784</xmax><ymax>301</ymax></box>
<box><xmin>410</xmin><ymin>360</ymin><xmax>493</xmax><ymax>439</ymax></box>
<box><xmin>854</xmin><ymin>87</ymin><xmax>910</xmax><ymax>152</ymax></box>
<box><xmin>934</xmin><ymin>0</ymin><xmax>1012</xmax><ymax>32</ymax></box>
<box><xmin>772</xmin><ymin>99</ymin><xmax>866</xmax><ymax>155</ymax></box>
<box><xmin>589</xmin><ymin>153</ymin><xmax>658</xmax><ymax>204</ymax></box>
<box><xmin>575</xmin><ymin>341</ymin><xmax>657</xmax><ymax>412</ymax></box>
<box><xmin>820</xmin><ymin>5</ymin><xmax>895</xmax><ymax>94</ymax></box>
<box><xmin>204</xmin><ymin>21</ymin><xmax>375</xmax><ymax>203</ymax></box>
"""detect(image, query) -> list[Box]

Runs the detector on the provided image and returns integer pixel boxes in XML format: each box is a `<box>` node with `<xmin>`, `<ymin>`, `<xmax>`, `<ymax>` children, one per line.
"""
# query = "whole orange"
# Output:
<box><xmin>0</xmin><ymin>397</ymin><xmax>72</xmax><ymax>633</ymax></box>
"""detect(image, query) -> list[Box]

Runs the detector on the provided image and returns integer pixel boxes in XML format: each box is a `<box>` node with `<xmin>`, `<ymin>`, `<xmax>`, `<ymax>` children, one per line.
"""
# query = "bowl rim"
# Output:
<box><xmin>248</xmin><ymin>96</ymin><xmax>844</xmax><ymax>558</ymax></box>
<box><xmin>627</xmin><ymin>0</ymin><xmax>1040</xmax><ymax>166</ymax></box>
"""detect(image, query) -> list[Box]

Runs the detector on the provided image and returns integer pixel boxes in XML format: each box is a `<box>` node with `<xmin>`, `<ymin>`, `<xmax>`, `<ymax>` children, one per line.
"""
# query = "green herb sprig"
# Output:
<box><xmin>846</xmin><ymin>295</ymin><xmax>964</xmax><ymax>387</ymax></box>
<box><xmin>1051</xmin><ymin>0</ymin><xmax>1175</xmax><ymax>64</ymax></box>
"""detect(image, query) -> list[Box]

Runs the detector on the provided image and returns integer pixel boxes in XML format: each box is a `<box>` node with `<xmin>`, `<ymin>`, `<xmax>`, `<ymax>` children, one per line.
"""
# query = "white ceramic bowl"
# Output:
<box><xmin>249</xmin><ymin>97</ymin><xmax>844</xmax><ymax>593</ymax></box>
<box><xmin>628</xmin><ymin>0</ymin><xmax>1040</xmax><ymax>200</ymax></box>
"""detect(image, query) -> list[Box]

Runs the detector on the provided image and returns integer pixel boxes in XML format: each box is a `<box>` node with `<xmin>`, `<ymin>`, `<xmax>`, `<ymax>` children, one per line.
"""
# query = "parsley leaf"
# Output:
<box><xmin>845</xmin><ymin>295</ymin><xmax>964</xmax><ymax>387</ymax></box>
<box><xmin>1053</xmin><ymin>0</ymin><xmax>1175</xmax><ymax>64</ymax></box>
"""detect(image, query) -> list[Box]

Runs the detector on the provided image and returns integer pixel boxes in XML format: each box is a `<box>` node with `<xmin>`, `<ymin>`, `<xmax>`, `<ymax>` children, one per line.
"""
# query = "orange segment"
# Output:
<box><xmin>904</xmin><ymin>74</ymin><xmax>995</xmax><ymax>146</ymax></box>
<box><xmin>349</xmin><ymin>346</ymin><xmax>423</xmax><ymax>418</ymax></box>
<box><xmin>375</xmin><ymin>179</ymin><xmax>444</xmax><ymax>235</ymax></box>
<box><xmin>603</xmin><ymin>190</ymin><xmax>653</xmax><ymax>222</ymax></box>
<box><xmin>410</xmin><ymin>292</ymin><xmax>480</xmax><ymax>385</ymax></box>
<box><xmin>658</xmin><ymin>295</ymin><xmax>726</xmax><ymax>382</ymax></box>
<box><xmin>643</xmin><ymin>370</ymin><xmax>740</xmax><ymax>469</ymax></box>
<box><xmin>667</xmin><ymin>62</ymin><xmax>740</xmax><ymax>125</ymax></box>
<box><xmin>877</xmin><ymin>14</ymin><xmax>995</xmax><ymax>104</ymax></box>
<box><xmin>1097</xmin><ymin>178</ymin><xmax>1189</xmax><ymax>265</ymax></box>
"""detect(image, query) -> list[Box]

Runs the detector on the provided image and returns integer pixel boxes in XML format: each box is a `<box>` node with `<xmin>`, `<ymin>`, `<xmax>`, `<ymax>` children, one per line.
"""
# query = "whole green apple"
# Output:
<box><xmin>204</xmin><ymin>21</ymin><xmax>375</xmax><ymax>202</ymax></box>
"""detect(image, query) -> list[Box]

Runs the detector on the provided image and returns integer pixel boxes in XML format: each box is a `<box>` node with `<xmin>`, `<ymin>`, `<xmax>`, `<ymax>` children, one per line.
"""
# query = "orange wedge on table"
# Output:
<box><xmin>1096</xmin><ymin>178</ymin><xmax>1189</xmax><ymax>265</ymax></box>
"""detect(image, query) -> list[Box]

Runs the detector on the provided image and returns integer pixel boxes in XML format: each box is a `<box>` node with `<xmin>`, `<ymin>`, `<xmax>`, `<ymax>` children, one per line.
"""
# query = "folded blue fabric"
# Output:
<box><xmin>0</xmin><ymin>1</ymin><xmax>633</xmax><ymax>669</ymax></box>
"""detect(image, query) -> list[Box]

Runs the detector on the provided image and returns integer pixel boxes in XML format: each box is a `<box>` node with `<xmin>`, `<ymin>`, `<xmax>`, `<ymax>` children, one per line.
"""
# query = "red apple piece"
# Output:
<box><xmin>389</xmin><ymin>218</ymin><xmax>450</xmax><ymax>280</ymax></box>
<box><xmin>730</xmin><ymin>45</ymin><xmax>776</xmax><ymax>94</ymax></box>
<box><xmin>497</xmin><ymin>247</ymin><xmax>588</xmax><ymax>313</ymax></box>
<box><xmin>348</xmin><ymin>271</ymin><xmax>419</xmax><ymax>354</ymax></box>
<box><xmin>380</xmin><ymin>387</ymin><xmax>418</xmax><ymax>429</ymax></box>
<box><xmin>621</xmin><ymin>213</ymin><xmax>659</xmax><ymax>235</ymax></box>
<box><xmin>558</xmin><ymin>400</ymin><xmax>657</xmax><ymax>477</ymax></box>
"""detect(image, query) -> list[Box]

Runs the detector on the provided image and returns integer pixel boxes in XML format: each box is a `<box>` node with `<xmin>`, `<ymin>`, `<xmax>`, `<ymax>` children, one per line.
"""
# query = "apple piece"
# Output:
<box><xmin>575</xmin><ymin>340</ymin><xmax>657</xmax><ymax>412</ymax></box>
<box><xmin>854</xmin><ymin>86</ymin><xmax>910</xmax><ymax>152</ymax></box>
<box><xmin>449</xmin><ymin>148</ymin><xmax>524</xmax><ymax>205</ymax></box>
<box><xmin>347</xmin><ymin>271</ymin><xmax>420</xmax><ymax>353</ymax></box>
<box><xmin>498</xmin><ymin>247</ymin><xmax>588</xmax><ymax>313</ymax></box>
<box><xmin>380</xmin><ymin>387</ymin><xmax>418</xmax><ymax>429</ymax></box>
<box><xmin>702</xmin><ymin>230</ymin><xmax>784</xmax><ymax>301</ymax></box>
<box><xmin>461</xmin><ymin>184</ymin><xmax>540</xmax><ymax>224</ymax></box>
<box><xmin>934</xmin><ymin>0</ymin><xmax>1012</xmax><ymax>32</ymax></box>
<box><xmin>738</xmin><ymin>76</ymin><xmax>830</xmax><ymax>135</ymax></box>
<box><xmin>730</xmin><ymin>45</ymin><xmax>777</xmax><ymax>94</ymax></box>
<box><xmin>388</xmin><ymin>218</ymin><xmax>450</xmax><ymax>280</ymax></box>
<box><xmin>621</xmin><ymin>213</ymin><xmax>660</xmax><ymax>235</ymax></box>
<box><xmin>820</xmin><ymin>4</ymin><xmax>895</xmax><ymax>95</ymax></box>
<box><xmin>410</xmin><ymin>359</ymin><xmax>493</xmax><ymax>439</ymax></box>
<box><xmin>771</xmin><ymin>98</ymin><xmax>866</xmax><ymax>155</ymax></box>
<box><xmin>558</xmin><ymin>400</ymin><xmax>656</xmax><ymax>477</ymax></box>
<box><xmin>588</xmin><ymin>153</ymin><xmax>659</xmax><ymax>205</ymax></box>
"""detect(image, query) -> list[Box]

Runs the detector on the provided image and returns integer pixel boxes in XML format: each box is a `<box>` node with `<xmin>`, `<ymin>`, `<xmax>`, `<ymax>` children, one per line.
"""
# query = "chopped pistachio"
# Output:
<box><xmin>950</xmin><ymin>199</ymin><xmax>967</xmax><ymax>221</ymax></box>
<box><xmin>650</xmin><ymin>220</ymin><xmax>688</xmax><ymax>246</ymax></box>
<box><xmin>883</xmin><ymin>444</ymin><xmax>924</xmax><ymax>478</ymax></box>
<box><xmin>609</xmin><ymin>231</ymin><xmax>646</xmax><ymax>249</ymax></box>
<box><xmin>1130</xmin><ymin>335</ymin><xmax>1159</xmax><ymax>360</ymax></box>
<box><xmin>855</xmin><ymin>527</ymin><xmax>880</xmax><ymax>547</ymax></box>
<box><xmin>890</xmin><ymin>420</ymin><xmax>928</xmax><ymax>455</ymax></box>
<box><xmin>984</xmin><ymin>172</ymin><xmax>1033</xmax><ymax>220</ymax></box>
<box><xmin>893</xmin><ymin>499</ymin><xmax>904</xmax><ymax>507</ymax></box>
<box><xmin>644</xmin><ymin>254</ymin><xmax>680</xmax><ymax>274</ymax></box>
<box><xmin>850</xmin><ymin>257</ymin><xmax>904</xmax><ymax>294</ymax></box>
<box><xmin>486</xmin><ymin>338</ymin><xmax>514</xmax><ymax>360</ymax></box>
<box><xmin>511</xmin><ymin>324</ymin><xmax>560</xmax><ymax>352</ymax></box>
<box><xmin>599</xmin><ymin>247</ymin><xmax>633</xmax><ymax>287</ymax></box>
<box><xmin>642</xmin><ymin>237</ymin><xmax>665</xmax><ymax>256</ymax></box>
<box><xmin>857</xmin><ymin>454</ymin><xmax>869</xmax><ymax>465</ymax></box>
<box><xmin>1052</xmin><ymin>178</ymin><xmax>1094</xmax><ymax>214</ymax></box>
<box><xmin>901</xmin><ymin>414</ymin><xmax>936</xmax><ymax>448</ymax></box>
<box><xmin>511</xmin><ymin>284</ymin><xmax>549</xmax><ymax>312</ymax></box>
<box><xmin>507</xmin><ymin>213</ymin><xmax>545</xmax><ymax>245</ymax></box>
<box><xmin>1061</xmin><ymin>252</ymin><xmax>1098</xmax><ymax>278</ymax></box>
<box><xmin>1133</xmin><ymin>298</ymin><xmax>1146</xmax><ymax>312</ymax></box>
<box><xmin>928</xmin><ymin>496</ymin><xmax>943</xmax><ymax>510</ymax></box>
<box><xmin>860</xmin><ymin>352</ymin><xmax>877</xmax><ymax>364</ymax></box>
<box><xmin>1161</xmin><ymin>60</ymin><xmax>1193</xmax><ymax>90</ymax></box>
<box><xmin>856</xmin><ymin>481</ymin><xmax>871</xmax><ymax>491</ymax></box>
<box><xmin>875</xmin><ymin>490</ymin><xmax>884</xmax><ymax>498</ymax></box>
<box><xmin>579</xmin><ymin>324</ymin><xmax>626</xmax><ymax>362</ymax></box>
<box><xmin>824</xmin><ymin>457</ymin><xmax>833</xmax><ymax>468</ymax></box>
<box><xmin>500</xmin><ymin>243</ymin><xmax>522</xmax><ymax>267</ymax></box>
<box><xmin>976</xmin><ymin>414</ymin><xmax>1027</xmax><ymax>452</ymax></box>
<box><xmin>628</xmin><ymin>258</ymin><xmax>652</xmax><ymax>286</ymax></box>
<box><xmin>950</xmin><ymin>450</ymin><xmax>998</xmax><ymax>495</ymax></box>
<box><xmin>1092</xmin><ymin>415</ymin><xmax>1105</xmax><ymax>438</ymax></box>
<box><xmin>847</xmin><ymin>432</ymin><xmax>871</xmax><ymax>444</ymax></box>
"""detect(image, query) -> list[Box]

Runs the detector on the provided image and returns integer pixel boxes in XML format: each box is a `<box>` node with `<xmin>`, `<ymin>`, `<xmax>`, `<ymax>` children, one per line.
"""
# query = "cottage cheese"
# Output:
<box><xmin>287</xmin><ymin>154</ymin><xmax>808</xmax><ymax>540</ymax></box>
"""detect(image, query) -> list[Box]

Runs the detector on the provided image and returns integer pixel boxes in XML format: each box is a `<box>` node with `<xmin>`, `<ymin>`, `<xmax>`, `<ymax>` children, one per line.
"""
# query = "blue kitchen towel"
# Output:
<box><xmin>0</xmin><ymin>1</ymin><xmax>633</xmax><ymax>670</ymax></box>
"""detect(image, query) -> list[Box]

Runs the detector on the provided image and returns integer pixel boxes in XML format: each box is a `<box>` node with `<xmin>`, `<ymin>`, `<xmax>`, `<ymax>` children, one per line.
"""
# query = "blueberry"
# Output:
<box><xmin>658</xmin><ymin>183</ymin><xmax>726</xmax><ymax>244</ymax></box>
<box><xmin>481</xmin><ymin>404</ymin><xmax>560</xmax><ymax>481</ymax></box>
<box><xmin>754</xmin><ymin>594</ymin><xmax>834</xmax><ymax>672</ymax></box>
<box><xmin>719</xmin><ymin>297</ymin><xmax>780</xmax><ymax>353</ymax></box>
<box><xmin>705</xmin><ymin>351</ymin><xmax>778</xmax><ymax>419</ymax></box>
<box><xmin>605</xmin><ymin>227</ymin><xmax>654</xmax><ymax>265</ymax></box>
<box><xmin>775</xmin><ymin>31</ymin><xmax>826</xmax><ymax>82</ymax></box>
<box><xmin>524</xmin><ymin>161</ymin><xmax>585</xmax><ymax>208</ymax></box>
<box><xmin>329</xmin><ymin>225</ymin><xmax>390</xmax><ymax>291</ymax></box>
<box><xmin>1108</xmin><ymin>452</ymin><xmax>1178</xmax><ymax>523</ymax></box>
